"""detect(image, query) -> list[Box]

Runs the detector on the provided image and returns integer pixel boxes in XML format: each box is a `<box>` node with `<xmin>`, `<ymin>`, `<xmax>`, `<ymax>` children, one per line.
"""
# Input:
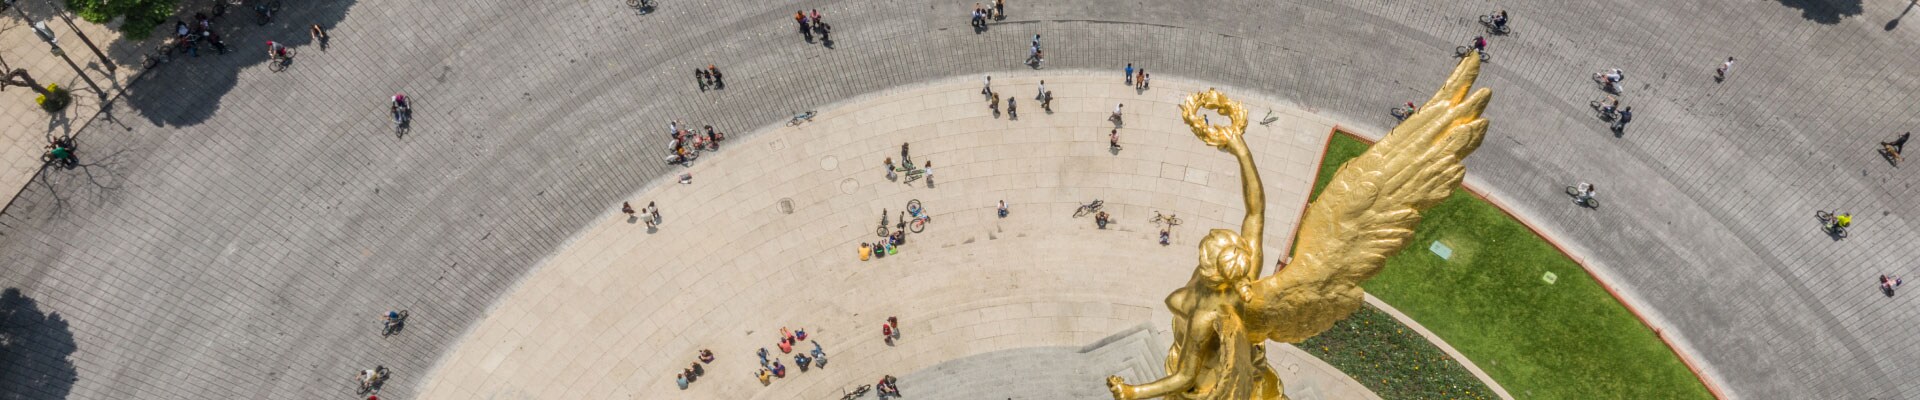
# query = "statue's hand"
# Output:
<box><xmin>1179</xmin><ymin>89</ymin><xmax>1249</xmax><ymax>149</ymax></box>
<box><xmin>1107</xmin><ymin>375</ymin><xmax>1135</xmax><ymax>400</ymax></box>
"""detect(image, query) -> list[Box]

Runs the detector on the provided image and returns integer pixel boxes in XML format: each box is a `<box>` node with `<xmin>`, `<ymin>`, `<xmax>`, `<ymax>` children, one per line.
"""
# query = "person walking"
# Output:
<box><xmin>995</xmin><ymin>0</ymin><xmax>1006</xmax><ymax>19</ymax></box>
<box><xmin>1007</xmin><ymin>98</ymin><xmax>1017</xmax><ymax>118</ymax></box>
<box><xmin>1884</xmin><ymin>132</ymin><xmax>1910</xmax><ymax>158</ymax></box>
<box><xmin>622</xmin><ymin>202</ymin><xmax>636</xmax><ymax>218</ymax></box>
<box><xmin>901</xmin><ymin>143</ymin><xmax>912</xmax><ymax>165</ymax></box>
<box><xmin>1110</xmin><ymin>129</ymin><xmax>1121</xmax><ymax>151</ymax></box>
<box><xmin>982</xmin><ymin>75</ymin><xmax>993</xmax><ymax>96</ymax></box>
<box><xmin>990</xmin><ymin>92</ymin><xmax>1001</xmax><ymax>115</ymax></box>
<box><xmin>1135</xmin><ymin>69</ymin><xmax>1146</xmax><ymax>88</ymax></box>
<box><xmin>1111</xmin><ymin>103</ymin><xmax>1124</xmax><ymax>123</ymax></box>
<box><xmin>1611</xmin><ymin>106</ymin><xmax>1633</xmax><ymax>131</ymax></box>
<box><xmin>971</xmin><ymin>4</ymin><xmax>986</xmax><ymax>27</ymax></box>
<box><xmin>1036</xmin><ymin>80</ymin><xmax>1046</xmax><ymax>100</ymax></box>
<box><xmin>1041</xmin><ymin>90</ymin><xmax>1053</xmax><ymax>113</ymax></box>
<box><xmin>885</xmin><ymin>157</ymin><xmax>898</xmax><ymax>180</ymax></box>
<box><xmin>645</xmin><ymin>202</ymin><xmax>661</xmax><ymax>227</ymax></box>
<box><xmin>709</xmin><ymin>65</ymin><xmax>724</xmax><ymax>88</ymax></box>
<box><xmin>696</xmin><ymin>69</ymin><xmax>709</xmax><ymax>91</ymax></box>
<box><xmin>1125</xmin><ymin>63</ymin><xmax>1135</xmax><ymax>85</ymax></box>
<box><xmin>922</xmin><ymin>161</ymin><xmax>933</xmax><ymax>182</ymax></box>
<box><xmin>1716</xmin><ymin>57</ymin><xmax>1735</xmax><ymax>80</ymax></box>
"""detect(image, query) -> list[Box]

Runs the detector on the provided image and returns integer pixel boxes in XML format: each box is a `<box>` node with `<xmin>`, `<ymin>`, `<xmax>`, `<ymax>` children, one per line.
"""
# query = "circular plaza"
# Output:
<box><xmin>1</xmin><ymin>0</ymin><xmax>1917</xmax><ymax>399</ymax></box>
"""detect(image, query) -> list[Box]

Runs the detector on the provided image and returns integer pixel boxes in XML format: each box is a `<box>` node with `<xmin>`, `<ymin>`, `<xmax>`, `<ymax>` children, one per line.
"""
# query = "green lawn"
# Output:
<box><xmin>1302</xmin><ymin>133</ymin><xmax>1712</xmax><ymax>399</ymax></box>
<box><xmin>1300</xmin><ymin>304</ymin><xmax>1495</xmax><ymax>399</ymax></box>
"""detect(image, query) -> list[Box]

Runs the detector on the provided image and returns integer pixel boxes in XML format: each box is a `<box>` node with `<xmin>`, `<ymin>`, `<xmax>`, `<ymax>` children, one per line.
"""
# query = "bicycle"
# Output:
<box><xmin>143</xmin><ymin>38</ymin><xmax>178</xmax><ymax>70</ymax></box>
<box><xmin>906</xmin><ymin>199</ymin><xmax>929</xmax><ymax>233</ymax></box>
<box><xmin>253</xmin><ymin>1</ymin><xmax>280</xmax><ymax>26</ymax></box>
<box><xmin>841</xmin><ymin>384</ymin><xmax>872</xmax><ymax>400</ymax></box>
<box><xmin>1588</xmin><ymin>98</ymin><xmax>1618</xmax><ymax>120</ymax></box>
<box><xmin>1258</xmin><ymin>109</ymin><xmax>1279</xmax><ymax>126</ymax></box>
<box><xmin>1149</xmin><ymin>212</ymin><xmax>1182</xmax><ymax>227</ymax></box>
<box><xmin>626</xmin><ymin>0</ymin><xmax>655</xmax><ymax>14</ymax></box>
<box><xmin>1478</xmin><ymin>14</ymin><xmax>1511</xmax><ymax>35</ymax></box>
<box><xmin>875</xmin><ymin>209</ymin><xmax>890</xmax><ymax>237</ymax></box>
<box><xmin>1592</xmin><ymin>72</ymin><xmax>1623</xmax><ymax>94</ymax></box>
<box><xmin>1815</xmin><ymin>210</ymin><xmax>1850</xmax><ymax>238</ymax></box>
<box><xmin>381</xmin><ymin>310</ymin><xmax>410</xmax><ymax>337</ymax></box>
<box><xmin>901</xmin><ymin>164</ymin><xmax>925</xmax><ymax>184</ymax></box>
<box><xmin>1073</xmin><ymin>199</ymin><xmax>1104</xmax><ymax>218</ymax></box>
<box><xmin>1453</xmin><ymin>45</ymin><xmax>1490</xmax><ymax>62</ymax></box>
<box><xmin>1390</xmin><ymin>105</ymin><xmax>1415</xmax><ymax>121</ymax></box>
<box><xmin>788</xmin><ymin>110</ymin><xmax>816</xmax><ymax>126</ymax></box>
<box><xmin>356</xmin><ymin>365</ymin><xmax>389</xmax><ymax>395</ymax></box>
<box><xmin>268</xmin><ymin>48</ymin><xmax>295</xmax><ymax>72</ymax></box>
<box><xmin>1564</xmin><ymin>184</ymin><xmax>1599</xmax><ymax>208</ymax></box>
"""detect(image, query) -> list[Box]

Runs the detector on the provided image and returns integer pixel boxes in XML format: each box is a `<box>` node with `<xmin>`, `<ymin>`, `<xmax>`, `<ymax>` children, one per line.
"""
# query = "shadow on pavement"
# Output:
<box><xmin>90</xmin><ymin>0</ymin><xmax>356</xmax><ymax>127</ymax></box>
<box><xmin>0</xmin><ymin>288</ymin><xmax>79</xmax><ymax>400</ymax></box>
<box><xmin>1772</xmin><ymin>0</ymin><xmax>1864</xmax><ymax>24</ymax></box>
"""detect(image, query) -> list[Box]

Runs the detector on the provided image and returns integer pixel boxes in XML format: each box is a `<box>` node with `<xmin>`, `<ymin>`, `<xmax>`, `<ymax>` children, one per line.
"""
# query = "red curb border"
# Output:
<box><xmin>1296</xmin><ymin>126</ymin><xmax>1728</xmax><ymax>400</ymax></box>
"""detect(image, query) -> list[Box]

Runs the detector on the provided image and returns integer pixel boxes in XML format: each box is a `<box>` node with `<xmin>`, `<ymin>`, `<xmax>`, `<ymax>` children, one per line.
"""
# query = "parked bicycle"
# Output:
<box><xmin>1564</xmin><ymin>183</ymin><xmax>1599</xmax><ymax>208</ymax></box>
<box><xmin>1258</xmin><ymin>109</ymin><xmax>1279</xmax><ymax>126</ymax></box>
<box><xmin>841</xmin><ymin>384</ymin><xmax>872</xmax><ymax>400</ymax></box>
<box><xmin>905</xmin><ymin>199</ymin><xmax>929</xmax><ymax>233</ymax></box>
<box><xmin>788</xmin><ymin>110</ymin><xmax>816</xmax><ymax>126</ymax></box>
<box><xmin>253</xmin><ymin>1</ymin><xmax>280</xmax><ymax>26</ymax></box>
<box><xmin>1149</xmin><ymin>211</ymin><xmax>1182</xmax><ymax>227</ymax></box>
<box><xmin>875</xmin><ymin>209</ymin><xmax>890</xmax><ymax>237</ymax></box>
<box><xmin>1453</xmin><ymin>45</ymin><xmax>1490</xmax><ymax>62</ymax></box>
<box><xmin>1073</xmin><ymin>199</ymin><xmax>1104</xmax><ymax>218</ymax></box>
<box><xmin>1815</xmin><ymin>210</ymin><xmax>1851</xmax><ymax>238</ymax></box>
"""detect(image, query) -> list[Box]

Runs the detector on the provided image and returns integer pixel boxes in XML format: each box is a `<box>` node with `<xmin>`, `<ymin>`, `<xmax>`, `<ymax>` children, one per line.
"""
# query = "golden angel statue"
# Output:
<box><xmin>1106</xmin><ymin>53</ymin><xmax>1492</xmax><ymax>400</ymax></box>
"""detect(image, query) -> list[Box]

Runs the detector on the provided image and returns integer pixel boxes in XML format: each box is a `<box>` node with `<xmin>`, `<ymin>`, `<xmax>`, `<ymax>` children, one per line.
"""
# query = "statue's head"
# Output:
<box><xmin>1197</xmin><ymin>229</ymin><xmax>1252</xmax><ymax>291</ymax></box>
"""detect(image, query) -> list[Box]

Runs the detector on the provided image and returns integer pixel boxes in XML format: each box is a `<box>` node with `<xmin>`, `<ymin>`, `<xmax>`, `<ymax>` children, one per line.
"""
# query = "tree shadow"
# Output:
<box><xmin>94</xmin><ymin>0</ymin><xmax>355</xmax><ymax>128</ymax></box>
<box><xmin>0</xmin><ymin>288</ymin><xmax>80</xmax><ymax>400</ymax></box>
<box><xmin>1772</xmin><ymin>0</ymin><xmax>1864</xmax><ymax>24</ymax></box>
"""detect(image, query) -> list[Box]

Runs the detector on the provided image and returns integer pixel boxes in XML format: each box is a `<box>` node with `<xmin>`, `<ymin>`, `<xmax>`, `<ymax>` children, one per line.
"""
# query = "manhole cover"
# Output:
<box><xmin>821</xmin><ymin>155</ymin><xmax>839</xmax><ymax>171</ymax></box>
<box><xmin>840</xmin><ymin>178</ymin><xmax>859</xmax><ymax>194</ymax></box>
<box><xmin>778</xmin><ymin>198</ymin><xmax>795</xmax><ymax>214</ymax></box>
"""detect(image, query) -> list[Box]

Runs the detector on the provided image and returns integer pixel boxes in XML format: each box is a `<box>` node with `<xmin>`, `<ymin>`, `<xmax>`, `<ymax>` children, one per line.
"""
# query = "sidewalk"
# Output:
<box><xmin>0</xmin><ymin>0</ymin><xmax>147</xmax><ymax>209</ymax></box>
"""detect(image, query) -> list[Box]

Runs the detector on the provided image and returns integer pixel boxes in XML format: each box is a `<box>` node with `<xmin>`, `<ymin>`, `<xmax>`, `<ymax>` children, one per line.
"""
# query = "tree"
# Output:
<box><xmin>64</xmin><ymin>0</ymin><xmax>177</xmax><ymax>38</ymax></box>
<box><xmin>0</xmin><ymin>70</ymin><xmax>57</xmax><ymax>99</ymax></box>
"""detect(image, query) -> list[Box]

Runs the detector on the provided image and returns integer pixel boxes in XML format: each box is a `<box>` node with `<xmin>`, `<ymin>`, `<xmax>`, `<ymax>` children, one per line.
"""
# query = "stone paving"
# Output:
<box><xmin>0</xmin><ymin>0</ymin><xmax>147</xmax><ymax>208</ymax></box>
<box><xmin>412</xmin><ymin>76</ymin><xmax>1384</xmax><ymax>399</ymax></box>
<box><xmin>2</xmin><ymin>0</ymin><xmax>1919</xmax><ymax>398</ymax></box>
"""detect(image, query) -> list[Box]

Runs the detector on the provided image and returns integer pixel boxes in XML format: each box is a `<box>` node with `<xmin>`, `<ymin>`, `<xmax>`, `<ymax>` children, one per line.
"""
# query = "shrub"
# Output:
<box><xmin>66</xmin><ymin>0</ymin><xmax>178</xmax><ymax>38</ymax></box>
<box><xmin>36</xmin><ymin>83</ymin><xmax>70</xmax><ymax>112</ymax></box>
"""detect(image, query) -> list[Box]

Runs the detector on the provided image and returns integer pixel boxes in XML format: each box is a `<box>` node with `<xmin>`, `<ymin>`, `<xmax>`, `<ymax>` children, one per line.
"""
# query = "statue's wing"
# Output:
<box><xmin>1243</xmin><ymin>54</ymin><xmax>1491</xmax><ymax>344</ymax></box>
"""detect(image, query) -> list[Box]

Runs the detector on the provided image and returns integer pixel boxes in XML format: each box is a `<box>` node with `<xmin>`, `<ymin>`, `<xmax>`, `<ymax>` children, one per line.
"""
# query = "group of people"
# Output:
<box><xmin>794</xmin><ymin>9</ymin><xmax>832</xmax><ymax>43</ymax></box>
<box><xmin>622</xmin><ymin>201</ymin><xmax>661</xmax><ymax>228</ymax></box>
<box><xmin>752</xmin><ymin>328</ymin><xmax>829</xmax><ymax>385</ymax></box>
<box><xmin>43</xmin><ymin>136</ymin><xmax>75</xmax><ymax>168</ymax></box>
<box><xmin>666</xmin><ymin>120</ymin><xmax>726</xmax><ymax>166</ymax></box>
<box><xmin>970</xmin><ymin>0</ymin><xmax>1006</xmax><ymax>27</ymax></box>
<box><xmin>675</xmin><ymin>350</ymin><xmax>711</xmax><ymax>390</ymax></box>
<box><xmin>171</xmin><ymin>13</ymin><xmax>229</xmax><ymax>57</ymax></box>
<box><xmin>1026</xmin><ymin>34</ymin><xmax>1045</xmax><ymax>66</ymax></box>
<box><xmin>694</xmin><ymin>64</ymin><xmax>725</xmax><ymax>91</ymax></box>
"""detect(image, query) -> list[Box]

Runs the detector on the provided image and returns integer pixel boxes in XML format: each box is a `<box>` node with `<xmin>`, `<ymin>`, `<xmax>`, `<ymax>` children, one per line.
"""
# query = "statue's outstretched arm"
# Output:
<box><xmin>1180</xmin><ymin>91</ymin><xmax>1264</xmax><ymax>274</ymax></box>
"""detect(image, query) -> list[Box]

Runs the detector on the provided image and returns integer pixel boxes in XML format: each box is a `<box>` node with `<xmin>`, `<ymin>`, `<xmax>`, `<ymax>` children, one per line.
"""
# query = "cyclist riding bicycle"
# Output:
<box><xmin>390</xmin><ymin>93</ymin><xmax>410</xmax><ymax>123</ymax></box>
<box><xmin>1471</xmin><ymin>35</ymin><xmax>1487</xmax><ymax>52</ymax></box>
<box><xmin>1830</xmin><ymin>213</ymin><xmax>1852</xmax><ymax>232</ymax></box>
<box><xmin>1492</xmin><ymin>10</ymin><xmax>1509</xmax><ymax>29</ymax></box>
<box><xmin>1574</xmin><ymin>182</ymin><xmax>1596</xmax><ymax>205</ymax></box>
<box><xmin>266</xmin><ymin>41</ymin><xmax>288</xmax><ymax>60</ymax></box>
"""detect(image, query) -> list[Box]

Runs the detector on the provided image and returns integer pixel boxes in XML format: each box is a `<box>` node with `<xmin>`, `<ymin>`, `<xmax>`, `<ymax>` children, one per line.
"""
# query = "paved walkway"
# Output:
<box><xmin>0</xmin><ymin>0</ymin><xmax>146</xmax><ymax>208</ymax></box>
<box><xmin>3</xmin><ymin>0</ymin><xmax>1919</xmax><ymax>398</ymax></box>
<box><xmin>415</xmin><ymin>76</ymin><xmax>1377</xmax><ymax>399</ymax></box>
